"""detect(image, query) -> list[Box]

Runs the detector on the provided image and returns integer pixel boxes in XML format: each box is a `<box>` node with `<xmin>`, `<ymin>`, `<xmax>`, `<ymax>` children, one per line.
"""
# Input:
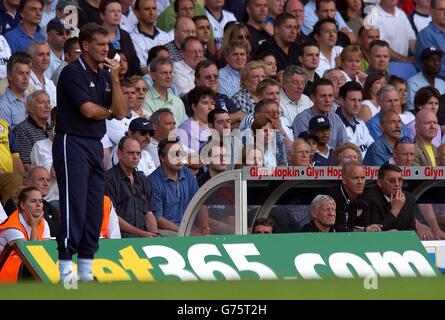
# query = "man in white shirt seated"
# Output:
<box><xmin>313</xmin><ymin>18</ymin><xmax>343</xmax><ymax>78</ymax></box>
<box><xmin>172</xmin><ymin>36</ymin><xmax>204</xmax><ymax>97</ymax></box>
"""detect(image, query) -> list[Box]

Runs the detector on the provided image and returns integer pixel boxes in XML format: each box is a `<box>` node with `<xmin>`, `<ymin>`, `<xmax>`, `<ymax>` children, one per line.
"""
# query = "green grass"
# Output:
<box><xmin>1</xmin><ymin>276</ymin><xmax>445</xmax><ymax>300</ymax></box>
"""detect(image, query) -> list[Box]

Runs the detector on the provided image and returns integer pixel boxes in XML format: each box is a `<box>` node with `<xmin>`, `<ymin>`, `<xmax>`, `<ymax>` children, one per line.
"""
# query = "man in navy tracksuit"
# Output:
<box><xmin>53</xmin><ymin>22</ymin><xmax>126</xmax><ymax>282</ymax></box>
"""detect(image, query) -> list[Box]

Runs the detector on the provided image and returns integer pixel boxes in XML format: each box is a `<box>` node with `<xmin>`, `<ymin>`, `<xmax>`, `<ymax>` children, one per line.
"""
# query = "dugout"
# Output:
<box><xmin>178</xmin><ymin>166</ymin><xmax>445</xmax><ymax>236</ymax></box>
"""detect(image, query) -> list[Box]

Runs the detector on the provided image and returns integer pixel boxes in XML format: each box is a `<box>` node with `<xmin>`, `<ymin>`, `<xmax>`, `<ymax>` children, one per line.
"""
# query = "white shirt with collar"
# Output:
<box><xmin>173</xmin><ymin>59</ymin><xmax>195</xmax><ymax>97</ymax></box>
<box><xmin>120</xmin><ymin>6</ymin><xmax>138</xmax><ymax>33</ymax></box>
<box><xmin>29</xmin><ymin>70</ymin><xmax>57</xmax><ymax>108</ymax></box>
<box><xmin>279</xmin><ymin>89</ymin><xmax>313</xmax><ymax>125</ymax></box>
<box><xmin>130</xmin><ymin>25</ymin><xmax>171</xmax><ymax>69</ymax></box>
<box><xmin>315</xmin><ymin>46</ymin><xmax>343</xmax><ymax>78</ymax></box>
<box><xmin>364</xmin><ymin>4</ymin><xmax>416</xmax><ymax>57</ymax></box>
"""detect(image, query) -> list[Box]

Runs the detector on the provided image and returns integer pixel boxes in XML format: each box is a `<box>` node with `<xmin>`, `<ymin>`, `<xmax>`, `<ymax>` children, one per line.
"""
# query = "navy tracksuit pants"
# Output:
<box><xmin>53</xmin><ymin>133</ymin><xmax>104</xmax><ymax>260</ymax></box>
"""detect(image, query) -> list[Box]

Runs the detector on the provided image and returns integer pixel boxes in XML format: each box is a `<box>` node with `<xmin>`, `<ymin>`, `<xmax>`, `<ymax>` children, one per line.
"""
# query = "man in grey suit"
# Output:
<box><xmin>414</xmin><ymin>109</ymin><xmax>438</xmax><ymax>166</ymax></box>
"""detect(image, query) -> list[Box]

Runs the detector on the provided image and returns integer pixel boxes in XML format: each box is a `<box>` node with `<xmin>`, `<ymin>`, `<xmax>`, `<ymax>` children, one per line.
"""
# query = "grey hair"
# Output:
<box><xmin>310</xmin><ymin>194</ymin><xmax>335</xmax><ymax>212</ymax></box>
<box><xmin>148</xmin><ymin>108</ymin><xmax>174</xmax><ymax>125</ymax></box>
<box><xmin>376</xmin><ymin>84</ymin><xmax>397</xmax><ymax>102</ymax></box>
<box><xmin>26</xmin><ymin>89</ymin><xmax>49</xmax><ymax>110</ymax></box>
<box><xmin>342</xmin><ymin>160</ymin><xmax>364</xmax><ymax>177</ymax></box>
<box><xmin>25</xmin><ymin>166</ymin><xmax>49</xmax><ymax>182</ymax></box>
<box><xmin>150</xmin><ymin>57</ymin><xmax>173</xmax><ymax>73</ymax></box>
<box><xmin>27</xmin><ymin>41</ymin><xmax>49</xmax><ymax>56</ymax></box>
<box><xmin>282</xmin><ymin>64</ymin><xmax>308</xmax><ymax>83</ymax></box>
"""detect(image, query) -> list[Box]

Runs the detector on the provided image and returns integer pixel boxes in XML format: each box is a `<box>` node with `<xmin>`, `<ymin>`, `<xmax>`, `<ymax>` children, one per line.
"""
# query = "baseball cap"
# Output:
<box><xmin>420</xmin><ymin>47</ymin><xmax>444</xmax><ymax>61</ymax></box>
<box><xmin>46</xmin><ymin>19</ymin><xmax>66</xmax><ymax>33</ymax></box>
<box><xmin>129</xmin><ymin>118</ymin><xmax>154</xmax><ymax>133</ymax></box>
<box><xmin>308</xmin><ymin>115</ymin><xmax>331</xmax><ymax>132</ymax></box>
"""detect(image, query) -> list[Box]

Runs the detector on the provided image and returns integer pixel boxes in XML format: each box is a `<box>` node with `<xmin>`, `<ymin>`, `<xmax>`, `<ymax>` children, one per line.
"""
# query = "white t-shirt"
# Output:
<box><xmin>365</xmin><ymin>5</ymin><xmax>416</xmax><ymax>57</ymax></box>
<box><xmin>0</xmin><ymin>35</ymin><xmax>11</xmax><ymax>79</ymax></box>
<box><xmin>362</xmin><ymin>99</ymin><xmax>380</xmax><ymax>117</ymax></box>
<box><xmin>0</xmin><ymin>213</ymin><xmax>50</xmax><ymax>252</ymax></box>
<box><xmin>413</xmin><ymin>12</ymin><xmax>432</xmax><ymax>34</ymax></box>
<box><xmin>206</xmin><ymin>8</ymin><xmax>236</xmax><ymax>49</ymax></box>
<box><xmin>106</xmin><ymin>111</ymin><xmax>139</xmax><ymax>146</ymax></box>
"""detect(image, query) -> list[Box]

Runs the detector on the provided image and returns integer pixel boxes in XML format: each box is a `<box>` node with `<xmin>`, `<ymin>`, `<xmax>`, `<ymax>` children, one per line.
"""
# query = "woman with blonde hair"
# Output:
<box><xmin>340</xmin><ymin>45</ymin><xmax>367</xmax><ymax>85</ymax></box>
<box><xmin>232</xmin><ymin>60</ymin><xmax>267</xmax><ymax>115</ymax></box>
<box><xmin>218</xmin><ymin>22</ymin><xmax>252</xmax><ymax>64</ymax></box>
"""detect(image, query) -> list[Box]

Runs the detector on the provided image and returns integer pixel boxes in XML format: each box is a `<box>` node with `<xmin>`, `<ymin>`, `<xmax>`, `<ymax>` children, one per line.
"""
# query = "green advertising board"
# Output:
<box><xmin>14</xmin><ymin>232</ymin><xmax>436</xmax><ymax>283</ymax></box>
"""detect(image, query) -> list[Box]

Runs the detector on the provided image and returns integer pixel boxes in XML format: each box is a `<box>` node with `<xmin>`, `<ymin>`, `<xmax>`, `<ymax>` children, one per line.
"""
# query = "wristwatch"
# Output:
<box><xmin>106</xmin><ymin>108</ymin><xmax>114</xmax><ymax>120</ymax></box>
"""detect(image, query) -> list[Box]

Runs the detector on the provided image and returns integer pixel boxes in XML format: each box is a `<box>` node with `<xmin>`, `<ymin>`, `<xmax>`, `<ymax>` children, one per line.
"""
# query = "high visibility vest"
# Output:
<box><xmin>0</xmin><ymin>210</ymin><xmax>45</xmax><ymax>282</ymax></box>
<box><xmin>100</xmin><ymin>196</ymin><xmax>112</xmax><ymax>238</ymax></box>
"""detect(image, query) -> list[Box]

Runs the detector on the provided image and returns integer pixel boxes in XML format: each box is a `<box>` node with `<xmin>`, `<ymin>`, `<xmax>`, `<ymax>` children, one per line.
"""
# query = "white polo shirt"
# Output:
<box><xmin>130</xmin><ymin>25</ymin><xmax>171</xmax><ymax>69</ymax></box>
<box><xmin>365</xmin><ymin>5</ymin><xmax>415</xmax><ymax>57</ymax></box>
<box><xmin>206</xmin><ymin>8</ymin><xmax>236</xmax><ymax>49</ymax></box>
<box><xmin>120</xmin><ymin>7</ymin><xmax>138</xmax><ymax>33</ymax></box>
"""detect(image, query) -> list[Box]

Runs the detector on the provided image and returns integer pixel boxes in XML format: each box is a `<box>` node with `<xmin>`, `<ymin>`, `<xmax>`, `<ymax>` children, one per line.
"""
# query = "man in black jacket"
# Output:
<box><xmin>368</xmin><ymin>163</ymin><xmax>416</xmax><ymax>231</ymax></box>
<box><xmin>325</xmin><ymin>161</ymin><xmax>382</xmax><ymax>232</ymax></box>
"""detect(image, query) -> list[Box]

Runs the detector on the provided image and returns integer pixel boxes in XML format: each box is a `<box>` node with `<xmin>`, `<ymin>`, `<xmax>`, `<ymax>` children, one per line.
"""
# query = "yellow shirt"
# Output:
<box><xmin>0</xmin><ymin>119</ymin><xmax>18</xmax><ymax>173</ymax></box>
<box><xmin>424</xmin><ymin>144</ymin><xmax>437</xmax><ymax>167</ymax></box>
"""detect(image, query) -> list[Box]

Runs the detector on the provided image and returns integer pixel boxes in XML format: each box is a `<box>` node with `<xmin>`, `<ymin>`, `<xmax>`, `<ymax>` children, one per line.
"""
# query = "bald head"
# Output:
<box><xmin>175</xmin><ymin>17</ymin><xmax>196</xmax><ymax>45</ymax></box>
<box><xmin>415</xmin><ymin>109</ymin><xmax>438</xmax><ymax>142</ymax></box>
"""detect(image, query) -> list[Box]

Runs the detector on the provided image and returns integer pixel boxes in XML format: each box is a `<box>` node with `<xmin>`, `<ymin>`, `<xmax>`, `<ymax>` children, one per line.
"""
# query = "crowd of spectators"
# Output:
<box><xmin>1</xmin><ymin>0</ymin><xmax>445</xmax><ymax>253</ymax></box>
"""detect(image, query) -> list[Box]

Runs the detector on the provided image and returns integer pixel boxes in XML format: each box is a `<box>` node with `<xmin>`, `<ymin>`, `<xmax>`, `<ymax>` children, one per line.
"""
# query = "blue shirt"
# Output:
<box><xmin>406</xmin><ymin>72</ymin><xmax>445</xmax><ymax>110</ymax></box>
<box><xmin>148</xmin><ymin>165</ymin><xmax>198</xmax><ymax>226</ymax></box>
<box><xmin>301</xmin><ymin>0</ymin><xmax>350</xmax><ymax>36</ymax></box>
<box><xmin>363</xmin><ymin>135</ymin><xmax>393</xmax><ymax>166</ymax></box>
<box><xmin>218</xmin><ymin>65</ymin><xmax>240</xmax><ymax>98</ymax></box>
<box><xmin>0</xmin><ymin>88</ymin><xmax>26</xmax><ymax>129</ymax></box>
<box><xmin>55</xmin><ymin>57</ymin><xmax>112</xmax><ymax>140</ymax></box>
<box><xmin>4</xmin><ymin>24</ymin><xmax>45</xmax><ymax>53</ymax></box>
<box><xmin>366</xmin><ymin>112</ymin><xmax>408</xmax><ymax>140</ymax></box>
<box><xmin>415</xmin><ymin>22</ymin><xmax>445</xmax><ymax>78</ymax></box>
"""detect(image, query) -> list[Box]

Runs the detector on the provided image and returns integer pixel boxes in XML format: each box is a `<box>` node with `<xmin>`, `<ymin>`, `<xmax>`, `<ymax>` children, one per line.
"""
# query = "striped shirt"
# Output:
<box><xmin>13</xmin><ymin>116</ymin><xmax>49</xmax><ymax>164</ymax></box>
<box><xmin>165</xmin><ymin>40</ymin><xmax>183</xmax><ymax>62</ymax></box>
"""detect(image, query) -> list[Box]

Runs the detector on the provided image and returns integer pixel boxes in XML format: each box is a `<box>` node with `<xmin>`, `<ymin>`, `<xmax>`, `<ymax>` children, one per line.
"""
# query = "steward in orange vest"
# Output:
<box><xmin>100</xmin><ymin>195</ymin><xmax>112</xmax><ymax>238</ymax></box>
<box><xmin>0</xmin><ymin>210</ymin><xmax>46</xmax><ymax>282</ymax></box>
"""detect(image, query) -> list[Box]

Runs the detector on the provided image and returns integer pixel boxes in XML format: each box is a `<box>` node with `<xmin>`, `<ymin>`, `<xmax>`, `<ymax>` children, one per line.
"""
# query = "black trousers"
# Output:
<box><xmin>53</xmin><ymin>134</ymin><xmax>104</xmax><ymax>260</ymax></box>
